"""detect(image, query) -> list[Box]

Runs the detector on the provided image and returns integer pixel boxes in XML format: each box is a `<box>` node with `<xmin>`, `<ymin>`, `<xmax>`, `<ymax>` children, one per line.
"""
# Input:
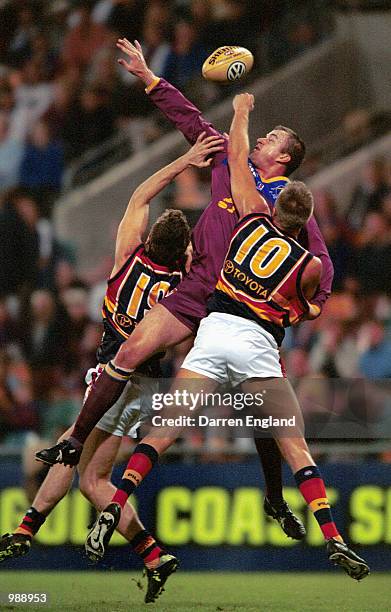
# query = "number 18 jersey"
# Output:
<box><xmin>208</xmin><ymin>213</ymin><xmax>313</xmax><ymax>346</ymax></box>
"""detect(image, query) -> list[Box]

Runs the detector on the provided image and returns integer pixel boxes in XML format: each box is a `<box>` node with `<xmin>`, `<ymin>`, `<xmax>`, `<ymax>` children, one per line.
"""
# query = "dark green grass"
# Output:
<box><xmin>0</xmin><ymin>572</ymin><xmax>389</xmax><ymax>612</ymax></box>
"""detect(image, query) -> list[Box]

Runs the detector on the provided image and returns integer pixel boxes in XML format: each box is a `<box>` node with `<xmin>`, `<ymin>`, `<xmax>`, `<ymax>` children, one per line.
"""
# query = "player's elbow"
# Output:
<box><xmin>129</xmin><ymin>189</ymin><xmax>147</xmax><ymax>209</ymax></box>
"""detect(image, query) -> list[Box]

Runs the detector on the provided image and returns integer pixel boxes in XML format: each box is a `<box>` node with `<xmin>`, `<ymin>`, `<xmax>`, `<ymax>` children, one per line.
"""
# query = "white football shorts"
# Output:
<box><xmin>181</xmin><ymin>312</ymin><xmax>284</xmax><ymax>385</ymax></box>
<box><xmin>84</xmin><ymin>366</ymin><xmax>156</xmax><ymax>438</ymax></box>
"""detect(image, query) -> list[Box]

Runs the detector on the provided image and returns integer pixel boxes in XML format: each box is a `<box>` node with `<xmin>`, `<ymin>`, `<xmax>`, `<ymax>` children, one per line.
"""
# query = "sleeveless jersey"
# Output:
<box><xmin>208</xmin><ymin>213</ymin><xmax>313</xmax><ymax>345</ymax></box>
<box><xmin>97</xmin><ymin>244</ymin><xmax>183</xmax><ymax>372</ymax></box>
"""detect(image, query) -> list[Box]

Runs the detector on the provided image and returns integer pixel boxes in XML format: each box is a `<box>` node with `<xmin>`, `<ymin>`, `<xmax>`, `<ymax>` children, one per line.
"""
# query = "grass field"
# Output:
<box><xmin>0</xmin><ymin>572</ymin><xmax>389</xmax><ymax>612</ymax></box>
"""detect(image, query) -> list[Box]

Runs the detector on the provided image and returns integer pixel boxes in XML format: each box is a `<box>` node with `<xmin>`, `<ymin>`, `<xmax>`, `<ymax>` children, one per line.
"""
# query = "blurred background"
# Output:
<box><xmin>0</xmin><ymin>0</ymin><xmax>390</xmax><ymax>573</ymax></box>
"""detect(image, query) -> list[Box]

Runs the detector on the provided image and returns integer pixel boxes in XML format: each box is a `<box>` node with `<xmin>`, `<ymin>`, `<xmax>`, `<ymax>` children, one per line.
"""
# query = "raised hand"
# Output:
<box><xmin>185</xmin><ymin>132</ymin><xmax>225</xmax><ymax>168</ymax></box>
<box><xmin>116</xmin><ymin>38</ymin><xmax>155</xmax><ymax>86</ymax></box>
<box><xmin>232</xmin><ymin>93</ymin><xmax>254</xmax><ymax>113</ymax></box>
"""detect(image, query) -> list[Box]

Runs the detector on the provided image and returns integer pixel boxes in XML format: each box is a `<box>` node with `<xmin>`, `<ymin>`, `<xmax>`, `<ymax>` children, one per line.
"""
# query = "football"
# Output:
<box><xmin>202</xmin><ymin>46</ymin><xmax>254</xmax><ymax>82</ymax></box>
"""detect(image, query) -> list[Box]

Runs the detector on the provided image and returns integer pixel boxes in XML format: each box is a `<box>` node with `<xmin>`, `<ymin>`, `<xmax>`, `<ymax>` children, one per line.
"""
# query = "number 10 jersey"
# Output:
<box><xmin>208</xmin><ymin>213</ymin><xmax>313</xmax><ymax>346</ymax></box>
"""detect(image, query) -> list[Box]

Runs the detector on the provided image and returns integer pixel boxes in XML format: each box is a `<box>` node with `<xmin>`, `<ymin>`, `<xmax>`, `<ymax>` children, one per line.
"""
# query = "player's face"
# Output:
<box><xmin>250</xmin><ymin>129</ymin><xmax>291</xmax><ymax>171</ymax></box>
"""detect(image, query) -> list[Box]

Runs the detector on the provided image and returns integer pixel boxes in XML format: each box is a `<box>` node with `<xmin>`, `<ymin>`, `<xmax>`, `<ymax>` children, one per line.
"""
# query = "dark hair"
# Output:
<box><xmin>274</xmin><ymin>125</ymin><xmax>306</xmax><ymax>176</ymax></box>
<box><xmin>146</xmin><ymin>209</ymin><xmax>191</xmax><ymax>271</ymax></box>
<box><xmin>275</xmin><ymin>181</ymin><xmax>313</xmax><ymax>233</ymax></box>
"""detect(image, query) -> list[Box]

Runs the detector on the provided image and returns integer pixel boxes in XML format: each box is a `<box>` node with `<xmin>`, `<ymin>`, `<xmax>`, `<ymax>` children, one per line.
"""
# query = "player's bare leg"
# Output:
<box><xmin>36</xmin><ymin>305</ymin><xmax>193</xmax><ymax>467</ymax></box>
<box><xmin>79</xmin><ymin>428</ymin><xmax>144</xmax><ymax>543</ymax></box>
<box><xmin>0</xmin><ymin>426</ymin><xmax>76</xmax><ymax>562</ymax></box>
<box><xmin>86</xmin><ymin>369</ymin><xmax>216</xmax><ymax>550</ymax></box>
<box><xmin>86</xmin><ymin>368</ymin><xmax>214</xmax><ymax>601</ymax></box>
<box><xmin>1</xmin><ymin>426</ymin><xmax>166</xmax><ymax>571</ymax></box>
<box><xmin>242</xmin><ymin>377</ymin><xmax>370</xmax><ymax>580</ymax></box>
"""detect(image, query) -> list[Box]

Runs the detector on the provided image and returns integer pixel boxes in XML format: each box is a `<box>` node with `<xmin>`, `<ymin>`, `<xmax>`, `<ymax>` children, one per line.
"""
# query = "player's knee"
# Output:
<box><xmin>116</xmin><ymin>339</ymin><xmax>142</xmax><ymax>369</ymax></box>
<box><xmin>79</xmin><ymin>473</ymin><xmax>98</xmax><ymax>502</ymax></box>
<box><xmin>280</xmin><ymin>438</ymin><xmax>311</xmax><ymax>467</ymax></box>
<box><xmin>79</xmin><ymin>470</ymin><xmax>110</xmax><ymax>503</ymax></box>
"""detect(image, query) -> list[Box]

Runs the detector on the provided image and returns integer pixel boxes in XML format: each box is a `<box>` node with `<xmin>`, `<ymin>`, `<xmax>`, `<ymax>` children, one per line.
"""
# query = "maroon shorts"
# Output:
<box><xmin>161</xmin><ymin>275</ymin><xmax>211</xmax><ymax>335</ymax></box>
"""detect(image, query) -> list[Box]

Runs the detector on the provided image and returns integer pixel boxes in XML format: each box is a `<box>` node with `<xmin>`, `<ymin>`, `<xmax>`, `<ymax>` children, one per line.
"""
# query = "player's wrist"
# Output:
<box><xmin>141</xmin><ymin>69</ymin><xmax>157</xmax><ymax>88</ymax></box>
<box><xmin>234</xmin><ymin>107</ymin><xmax>250</xmax><ymax>117</ymax></box>
<box><xmin>180</xmin><ymin>150</ymin><xmax>193</xmax><ymax>167</ymax></box>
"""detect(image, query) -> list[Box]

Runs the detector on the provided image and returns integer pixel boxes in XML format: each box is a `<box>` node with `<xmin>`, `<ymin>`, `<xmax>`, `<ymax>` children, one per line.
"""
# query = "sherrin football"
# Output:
<box><xmin>202</xmin><ymin>46</ymin><xmax>254</xmax><ymax>82</ymax></box>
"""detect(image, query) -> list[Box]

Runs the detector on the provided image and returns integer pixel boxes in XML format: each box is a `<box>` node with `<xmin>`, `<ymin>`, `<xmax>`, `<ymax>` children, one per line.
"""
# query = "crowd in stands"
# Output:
<box><xmin>0</xmin><ymin>1</ymin><xmax>390</xmax><ymax>457</ymax></box>
<box><xmin>0</xmin><ymin>0</ymin><xmax>333</xmax><ymax>203</ymax></box>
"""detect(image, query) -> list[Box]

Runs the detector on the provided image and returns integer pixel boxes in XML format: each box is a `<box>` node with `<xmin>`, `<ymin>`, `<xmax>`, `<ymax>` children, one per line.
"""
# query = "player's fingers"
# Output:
<box><xmin>116</xmin><ymin>42</ymin><xmax>134</xmax><ymax>57</ymax></box>
<box><xmin>134</xmin><ymin>40</ymin><xmax>143</xmax><ymax>53</ymax></box>
<box><xmin>203</xmin><ymin>134</ymin><xmax>224</xmax><ymax>141</ymax></box>
<box><xmin>117</xmin><ymin>59</ymin><xmax>131</xmax><ymax>71</ymax></box>
<box><xmin>118</xmin><ymin>37</ymin><xmax>132</xmax><ymax>49</ymax></box>
<box><xmin>205</xmin><ymin>145</ymin><xmax>224</xmax><ymax>154</ymax></box>
<box><xmin>123</xmin><ymin>38</ymin><xmax>137</xmax><ymax>53</ymax></box>
<box><xmin>196</xmin><ymin>131</ymin><xmax>206</xmax><ymax>143</ymax></box>
<box><xmin>207</xmin><ymin>143</ymin><xmax>225</xmax><ymax>149</ymax></box>
<box><xmin>203</xmin><ymin>135</ymin><xmax>225</xmax><ymax>145</ymax></box>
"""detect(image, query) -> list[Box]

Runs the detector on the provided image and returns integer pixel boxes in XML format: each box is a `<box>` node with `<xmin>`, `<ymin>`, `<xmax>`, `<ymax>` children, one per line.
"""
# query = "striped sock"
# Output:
<box><xmin>14</xmin><ymin>507</ymin><xmax>46</xmax><ymax>538</ymax></box>
<box><xmin>130</xmin><ymin>530</ymin><xmax>163</xmax><ymax>568</ymax></box>
<box><xmin>294</xmin><ymin>465</ymin><xmax>342</xmax><ymax>541</ymax></box>
<box><xmin>105</xmin><ymin>360</ymin><xmax>134</xmax><ymax>382</ymax></box>
<box><xmin>112</xmin><ymin>443</ymin><xmax>159</xmax><ymax>508</ymax></box>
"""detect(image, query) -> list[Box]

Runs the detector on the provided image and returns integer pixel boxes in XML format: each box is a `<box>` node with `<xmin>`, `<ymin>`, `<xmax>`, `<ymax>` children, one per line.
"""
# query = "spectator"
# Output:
<box><xmin>9</xmin><ymin>58</ymin><xmax>54</xmax><ymax>143</ymax></box>
<box><xmin>54</xmin><ymin>259</ymin><xmax>87</xmax><ymax>295</ymax></box>
<box><xmin>22</xmin><ymin>289</ymin><xmax>68</xmax><ymax>398</ymax></box>
<box><xmin>313</xmin><ymin>190</ymin><xmax>355</xmax><ymax>289</ymax></box>
<box><xmin>19</xmin><ymin>119</ymin><xmax>64</xmax><ymax>214</ymax></box>
<box><xmin>6</xmin><ymin>5</ymin><xmax>39</xmax><ymax>68</ymax></box>
<box><xmin>347</xmin><ymin>159</ymin><xmax>390</xmax><ymax>230</ymax></box>
<box><xmin>141</xmin><ymin>21</ymin><xmax>171</xmax><ymax>81</ymax></box>
<box><xmin>61</xmin><ymin>1</ymin><xmax>110</xmax><ymax>72</ymax></box>
<box><xmin>62</xmin><ymin>85</ymin><xmax>116</xmax><ymax>160</ymax></box>
<box><xmin>0</xmin><ymin>189</ymin><xmax>40</xmax><ymax>297</ymax></box>
<box><xmin>106</xmin><ymin>0</ymin><xmax>147</xmax><ymax>42</ymax></box>
<box><xmin>163</xmin><ymin>18</ymin><xmax>208</xmax><ymax>91</ymax></box>
<box><xmin>0</xmin><ymin>112</ymin><xmax>24</xmax><ymax>192</ymax></box>
<box><xmin>60</xmin><ymin>287</ymin><xmax>91</xmax><ymax>371</ymax></box>
<box><xmin>0</xmin><ymin>298</ymin><xmax>22</xmax><ymax>350</ymax></box>
<box><xmin>353</xmin><ymin>212</ymin><xmax>391</xmax><ymax>295</ymax></box>
<box><xmin>358</xmin><ymin>321</ymin><xmax>391</xmax><ymax>379</ymax></box>
<box><xmin>29</xmin><ymin>31</ymin><xmax>59</xmax><ymax>80</ymax></box>
<box><xmin>0</xmin><ymin>83</ymin><xmax>15</xmax><ymax>119</ymax></box>
<box><xmin>0</xmin><ymin>350</ymin><xmax>39</xmax><ymax>443</ymax></box>
<box><xmin>43</xmin><ymin>78</ymin><xmax>77</xmax><ymax>141</ymax></box>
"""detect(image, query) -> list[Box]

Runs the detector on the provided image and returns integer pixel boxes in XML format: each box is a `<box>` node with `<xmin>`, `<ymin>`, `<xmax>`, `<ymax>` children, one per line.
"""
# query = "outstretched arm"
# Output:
<box><xmin>228</xmin><ymin>94</ymin><xmax>269</xmax><ymax>219</ymax></box>
<box><xmin>112</xmin><ymin>133</ymin><xmax>224</xmax><ymax>275</ymax></box>
<box><xmin>116</xmin><ymin>38</ymin><xmax>227</xmax><ymax>160</ymax></box>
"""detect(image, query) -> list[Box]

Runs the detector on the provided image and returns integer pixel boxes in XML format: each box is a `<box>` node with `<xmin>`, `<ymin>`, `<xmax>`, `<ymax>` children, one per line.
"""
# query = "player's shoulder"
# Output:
<box><xmin>239</xmin><ymin>210</ymin><xmax>272</xmax><ymax>226</ymax></box>
<box><xmin>109</xmin><ymin>242</ymin><xmax>145</xmax><ymax>283</ymax></box>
